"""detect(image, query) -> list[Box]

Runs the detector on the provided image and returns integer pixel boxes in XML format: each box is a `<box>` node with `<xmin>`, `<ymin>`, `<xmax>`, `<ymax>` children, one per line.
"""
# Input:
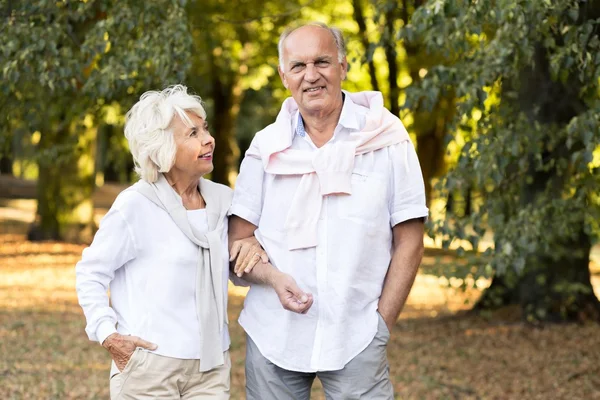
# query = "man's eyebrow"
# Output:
<box><xmin>315</xmin><ymin>56</ymin><xmax>332</xmax><ymax>61</ymax></box>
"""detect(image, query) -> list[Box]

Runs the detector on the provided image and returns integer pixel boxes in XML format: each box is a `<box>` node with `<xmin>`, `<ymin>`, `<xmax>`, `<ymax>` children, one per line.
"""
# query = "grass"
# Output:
<box><xmin>1</xmin><ymin>202</ymin><xmax>600</xmax><ymax>399</ymax></box>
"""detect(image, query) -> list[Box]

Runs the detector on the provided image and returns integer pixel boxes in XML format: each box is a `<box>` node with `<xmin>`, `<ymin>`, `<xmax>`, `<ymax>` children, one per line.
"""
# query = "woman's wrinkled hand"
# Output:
<box><xmin>229</xmin><ymin>236</ymin><xmax>269</xmax><ymax>277</ymax></box>
<box><xmin>102</xmin><ymin>333</ymin><xmax>157</xmax><ymax>372</ymax></box>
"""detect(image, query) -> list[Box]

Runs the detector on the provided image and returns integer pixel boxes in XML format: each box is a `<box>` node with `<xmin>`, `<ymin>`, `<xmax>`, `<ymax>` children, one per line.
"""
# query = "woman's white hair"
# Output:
<box><xmin>124</xmin><ymin>84</ymin><xmax>206</xmax><ymax>183</ymax></box>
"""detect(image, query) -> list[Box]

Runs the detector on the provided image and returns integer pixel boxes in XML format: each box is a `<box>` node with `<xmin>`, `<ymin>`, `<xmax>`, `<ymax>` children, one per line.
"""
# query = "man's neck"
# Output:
<box><xmin>300</xmin><ymin>96</ymin><xmax>344</xmax><ymax>148</ymax></box>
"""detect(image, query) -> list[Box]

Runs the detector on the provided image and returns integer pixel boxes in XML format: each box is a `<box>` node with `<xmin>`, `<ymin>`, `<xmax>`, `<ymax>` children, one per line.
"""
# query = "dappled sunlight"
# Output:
<box><xmin>0</xmin><ymin>232</ymin><xmax>491</xmax><ymax>317</ymax></box>
<box><xmin>1</xmin><ymin>220</ymin><xmax>600</xmax><ymax>399</ymax></box>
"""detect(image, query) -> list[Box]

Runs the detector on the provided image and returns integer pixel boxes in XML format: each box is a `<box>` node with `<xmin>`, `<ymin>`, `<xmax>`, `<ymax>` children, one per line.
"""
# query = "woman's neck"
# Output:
<box><xmin>163</xmin><ymin>171</ymin><xmax>205</xmax><ymax>209</ymax></box>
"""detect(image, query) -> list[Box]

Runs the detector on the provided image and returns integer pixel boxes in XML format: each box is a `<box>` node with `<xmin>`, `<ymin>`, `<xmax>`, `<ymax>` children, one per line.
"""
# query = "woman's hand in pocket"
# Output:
<box><xmin>102</xmin><ymin>333</ymin><xmax>157</xmax><ymax>371</ymax></box>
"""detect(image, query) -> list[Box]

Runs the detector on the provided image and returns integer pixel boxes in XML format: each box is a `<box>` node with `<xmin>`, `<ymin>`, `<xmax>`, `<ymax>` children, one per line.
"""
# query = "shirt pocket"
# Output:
<box><xmin>337</xmin><ymin>171</ymin><xmax>388</xmax><ymax>230</ymax></box>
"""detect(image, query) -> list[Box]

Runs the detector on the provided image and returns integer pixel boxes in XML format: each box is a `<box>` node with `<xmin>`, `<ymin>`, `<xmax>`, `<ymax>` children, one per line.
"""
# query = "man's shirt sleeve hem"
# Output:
<box><xmin>229</xmin><ymin>205</ymin><xmax>261</xmax><ymax>227</ymax></box>
<box><xmin>390</xmin><ymin>206</ymin><xmax>429</xmax><ymax>227</ymax></box>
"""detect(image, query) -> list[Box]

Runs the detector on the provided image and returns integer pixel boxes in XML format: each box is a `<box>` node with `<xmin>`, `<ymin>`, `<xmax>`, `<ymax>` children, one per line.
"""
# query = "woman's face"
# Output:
<box><xmin>169</xmin><ymin>111</ymin><xmax>215</xmax><ymax>178</ymax></box>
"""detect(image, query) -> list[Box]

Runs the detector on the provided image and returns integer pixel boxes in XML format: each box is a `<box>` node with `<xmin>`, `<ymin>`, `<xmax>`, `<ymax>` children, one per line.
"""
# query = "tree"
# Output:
<box><xmin>351</xmin><ymin>0</ymin><xmax>456</xmax><ymax>205</ymax></box>
<box><xmin>405</xmin><ymin>0</ymin><xmax>600</xmax><ymax>321</ymax></box>
<box><xmin>185</xmin><ymin>1</ymin><xmax>305</xmax><ymax>186</ymax></box>
<box><xmin>1</xmin><ymin>0</ymin><xmax>192</xmax><ymax>241</ymax></box>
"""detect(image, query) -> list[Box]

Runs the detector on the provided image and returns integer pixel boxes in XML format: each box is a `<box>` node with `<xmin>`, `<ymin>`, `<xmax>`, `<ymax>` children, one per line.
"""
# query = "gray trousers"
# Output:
<box><xmin>245</xmin><ymin>313</ymin><xmax>394</xmax><ymax>400</ymax></box>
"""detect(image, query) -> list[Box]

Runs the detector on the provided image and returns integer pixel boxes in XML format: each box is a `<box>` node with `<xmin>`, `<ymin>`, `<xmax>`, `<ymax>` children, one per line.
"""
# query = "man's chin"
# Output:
<box><xmin>300</xmin><ymin>98</ymin><xmax>329</xmax><ymax>112</ymax></box>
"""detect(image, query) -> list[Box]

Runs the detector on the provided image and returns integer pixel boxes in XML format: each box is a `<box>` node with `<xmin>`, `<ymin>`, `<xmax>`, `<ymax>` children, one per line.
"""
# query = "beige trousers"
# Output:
<box><xmin>109</xmin><ymin>349</ymin><xmax>231</xmax><ymax>399</ymax></box>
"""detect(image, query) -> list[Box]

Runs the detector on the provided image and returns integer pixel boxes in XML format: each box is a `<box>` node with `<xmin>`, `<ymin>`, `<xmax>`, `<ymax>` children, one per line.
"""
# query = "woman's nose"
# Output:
<box><xmin>202</xmin><ymin>133</ymin><xmax>215</xmax><ymax>146</ymax></box>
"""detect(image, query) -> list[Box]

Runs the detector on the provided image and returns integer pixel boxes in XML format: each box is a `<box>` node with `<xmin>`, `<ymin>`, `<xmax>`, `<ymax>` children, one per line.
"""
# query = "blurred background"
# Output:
<box><xmin>1</xmin><ymin>0</ymin><xmax>600</xmax><ymax>399</ymax></box>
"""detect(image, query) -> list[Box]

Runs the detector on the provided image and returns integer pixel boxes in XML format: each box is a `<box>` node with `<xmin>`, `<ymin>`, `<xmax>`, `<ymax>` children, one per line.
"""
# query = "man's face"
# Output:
<box><xmin>278</xmin><ymin>26</ymin><xmax>347</xmax><ymax>115</ymax></box>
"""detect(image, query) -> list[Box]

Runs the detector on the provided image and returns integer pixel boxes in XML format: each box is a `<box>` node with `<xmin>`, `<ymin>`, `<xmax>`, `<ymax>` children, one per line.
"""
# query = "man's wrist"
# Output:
<box><xmin>267</xmin><ymin>268</ymin><xmax>283</xmax><ymax>287</ymax></box>
<box><xmin>377</xmin><ymin>304</ymin><xmax>392</xmax><ymax>321</ymax></box>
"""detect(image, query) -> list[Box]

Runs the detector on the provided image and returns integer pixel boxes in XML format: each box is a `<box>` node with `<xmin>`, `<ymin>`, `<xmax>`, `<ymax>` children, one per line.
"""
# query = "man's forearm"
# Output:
<box><xmin>228</xmin><ymin>215</ymin><xmax>279</xmax><ymax>287</ymax></box>
<box><xmin>237</xmin><ymin>260</ymin><xmax>281</xmax><ymax>286</ymax></box>
<box><xmin>378</xmin><ymin>220</ymin><xmax>425</xmax><ymax>330</ymax></box>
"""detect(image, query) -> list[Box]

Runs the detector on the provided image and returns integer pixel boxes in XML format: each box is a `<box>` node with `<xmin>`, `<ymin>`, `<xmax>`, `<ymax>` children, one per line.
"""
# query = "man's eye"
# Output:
<box><xmin>190</xmin><ymin>130</ymin><xmax>197</xmax><ymax>137</ymax></box>
<box><xmin>291</xmin><ymin>64</ymin><xmax>304</xmax><ymax>71</ymax></box>
<box><xmin>316</xmin><ymin>60</ymin><xmax>329</xmax><ymax>65</ymax></box>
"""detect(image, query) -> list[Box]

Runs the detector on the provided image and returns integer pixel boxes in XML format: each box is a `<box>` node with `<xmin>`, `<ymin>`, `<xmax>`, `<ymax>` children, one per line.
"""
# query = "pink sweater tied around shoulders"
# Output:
<box><xmin>246</xmin><ymin>91</ymin><xmax>411</xmax><ymax>250</ymax></box>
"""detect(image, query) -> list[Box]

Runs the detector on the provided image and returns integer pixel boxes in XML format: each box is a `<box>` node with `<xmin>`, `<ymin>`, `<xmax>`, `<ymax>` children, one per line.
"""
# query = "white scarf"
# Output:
<box><xmin>133</xmin><ymin>174</ymin><xmax>231</xmax><ymax>372</ymax></box>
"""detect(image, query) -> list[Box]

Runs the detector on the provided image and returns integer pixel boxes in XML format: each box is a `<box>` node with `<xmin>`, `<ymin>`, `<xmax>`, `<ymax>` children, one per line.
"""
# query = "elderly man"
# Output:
<box><xmin>229</xmin><ymin>23</ymin><xmax>428</xmax><ymax>399</ymax></box>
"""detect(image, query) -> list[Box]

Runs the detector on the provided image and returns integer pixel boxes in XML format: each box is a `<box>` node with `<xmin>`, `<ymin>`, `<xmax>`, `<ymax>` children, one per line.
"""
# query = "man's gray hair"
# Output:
<box><xmin>278</xmin><ymin>22</ymin><xmax>347</xmax><ymax>70</ymax></box>
<box><xmin>124</xmin><ymin>84</ymin><xmax>207</xmax><ymax>183</ymax></box>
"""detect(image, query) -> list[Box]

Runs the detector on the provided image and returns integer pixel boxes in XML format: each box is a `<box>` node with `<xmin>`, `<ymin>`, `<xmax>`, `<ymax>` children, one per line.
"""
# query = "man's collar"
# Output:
<box><xmin>295</xmin><ymin>91</ymin><xmax>360</xmax><ymax>137</ymax></box>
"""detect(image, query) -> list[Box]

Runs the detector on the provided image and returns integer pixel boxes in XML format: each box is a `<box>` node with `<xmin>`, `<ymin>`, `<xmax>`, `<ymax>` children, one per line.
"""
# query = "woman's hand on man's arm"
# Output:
<box><xmin>228</xmin><ymin>215</ymin><xmax>313</xmax><ymax>314</ymax></box>
<box><xmin>229</xmin><ymin>236</ymin><xmax>269</xmax><ymax>277</ymax></box>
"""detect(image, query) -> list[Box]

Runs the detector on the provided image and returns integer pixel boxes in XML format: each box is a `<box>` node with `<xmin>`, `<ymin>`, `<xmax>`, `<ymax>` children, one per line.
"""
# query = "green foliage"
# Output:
<box><xmin>402</xmin><ymin>0</ymin><xmax>600</xmax><ymax>317</ymax></box>
<box><xmin>1</xmin><ymin>0</ymin><xmax>193</xmax><ymax>177</ymax></box>
<box><xmin>1</xmin><ymin>0</ymin><xmax>192</xmax><ymax>118</ymax></box>
<box><xmin>1</xmin><ymin>0</ymin><xmax>193</xmax><ymax>238</ymax></box>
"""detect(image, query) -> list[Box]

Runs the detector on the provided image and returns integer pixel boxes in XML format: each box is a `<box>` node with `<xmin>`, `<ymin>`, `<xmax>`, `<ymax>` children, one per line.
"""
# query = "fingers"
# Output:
<box><xmin>300</xmin><ymin>294</ymin><xmax>313</xmax><ymax>314</ymax></box>
<box><xmin>229</xmin><ymin>241</ymin><xmax>242</xmax><ymax>262</ymax></box>
<box><xmin>285</xmin><ymin>279</ymin><xmax>309</xmax><ymax>304</ymax></box>
<box><xmin>234</xmin><ymin>243</ymin><xmax>252</xmax><ymax>275</ymax></box>
<box><xmin>297</xmin><ymin>293</ymin><xmax>313</xmax><ymax>314</ymax></box>
<box><xmin>231</xmin><ymin>237</ymin><xmax>268</xmax><ymax>277</ymax></box>
<box><xmin>237</xmin><ymin>247</ymin><xmax>255</xmax><ymax>276</ymax></box>
<box><xmin>243</xmin><ymin>252</ymin><xmax>264</xmax><ymax>275</ymax></box>
<box><xmin>275</xmin><ymin>274</ymin><xmax>313</xmax><ymax>314</ymax></box>
<box><xmin>283</xmin><ymin>293</ymin><xmax>313</xmax><ymax>314</ymax></box>
<box><xmin>259</xmin><ymin>250</ymin><xmax>269</xmax><ymax>264</ymax></box>
<box><xmin>133</xmin><ymin>336</ymin><xmax>158</xmax><ymax>351</ymax></box>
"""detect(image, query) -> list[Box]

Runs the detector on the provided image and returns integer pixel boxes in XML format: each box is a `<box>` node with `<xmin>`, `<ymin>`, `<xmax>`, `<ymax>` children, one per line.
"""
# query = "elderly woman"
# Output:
<box><xmin>75</xmin><ymin>85</ymin><xmax>265</xmax><ymax>399</ymax></box>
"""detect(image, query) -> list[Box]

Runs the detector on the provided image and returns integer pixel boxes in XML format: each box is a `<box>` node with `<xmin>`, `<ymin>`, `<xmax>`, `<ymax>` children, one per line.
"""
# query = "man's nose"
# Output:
<box><xmin>304</xmin><ymin>64</ymin><xmax>319</xmax><ymax>82</ymax></box>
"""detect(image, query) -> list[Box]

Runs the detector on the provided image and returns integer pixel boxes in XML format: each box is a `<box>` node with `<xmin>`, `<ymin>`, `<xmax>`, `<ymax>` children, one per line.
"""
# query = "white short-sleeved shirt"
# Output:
<box><xmin>75</xmin><ymin>190</ymin><xmax>230</xmax><ymax>360</ymax></box>
<box><xmin>231</xmin><ymin>94</ymin><xmax>428</xmax><ymax>372</ymax></box>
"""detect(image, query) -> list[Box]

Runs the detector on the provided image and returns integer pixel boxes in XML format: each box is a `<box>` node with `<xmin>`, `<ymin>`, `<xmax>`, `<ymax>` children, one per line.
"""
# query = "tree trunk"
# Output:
<box><xmin>475</xmin><ymin>44</ymin><xmax>600</xmax><ymax>322</ymax></box>
<box><xmin>416</xmin><ymin>125</ymin><xmax>445</xmax><ymax>206</ymax></box>
<box><xmin>352</xmin><ymin>0</ymin><xmax>380</xmax><ymax>92</ymax></box>
<box><xmin>401</xmin><ymin>0</ymin><xmax>452</xmax><ymax>205</ymax></box>
<box><xmin>474</xmin><ymin>274</ymin><xmax>519</xmax><ymax>310</ymax></box>
<box><xmin>414</xmin><ymin>96</ymin><xmax>454</xmax><ymax>206</ymax></box>
<box><xmin>383</xmin><ymin>2</ymin><xmax>399</xmax><ymax>116</ymax></box>
<box><xmin>0</xmin><ymin>154</ymin><xmax>12</xmax><ymax>175</ymax></box>
<box><xmin>29</xmin><ymin>116</ymin><xmax>96</xmax><ymax>243</ymax></box>
<box><xmin>0</xmin><ymin>131</ymin><xmax>14</xmax><ymax>175</ymax></box>
<box><xmin>476</xmin><ymin>229</ymin><xmax>600</xmax><ymax>322</ymax></box>
<box><xmin>210</xmin><ymin>74</ymin><xmax>241</xmax><ymax>187</ymax></box>
<box><xmin>520</xmin><ymin>228</ymin><xmax>599</xmax><ymax>321</ymax></box>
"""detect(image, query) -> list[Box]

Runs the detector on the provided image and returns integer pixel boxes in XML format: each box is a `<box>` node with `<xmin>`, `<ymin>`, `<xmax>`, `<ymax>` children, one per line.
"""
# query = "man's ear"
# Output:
<box><xmin>278</xmin><ymin>66</ymin><xmax>288</xmax><ymax>89</ymax></box>
<box><xmin>340</xmin><ymin>57</ymin><xmax>348</xmax><ymax>81</ymax></box>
